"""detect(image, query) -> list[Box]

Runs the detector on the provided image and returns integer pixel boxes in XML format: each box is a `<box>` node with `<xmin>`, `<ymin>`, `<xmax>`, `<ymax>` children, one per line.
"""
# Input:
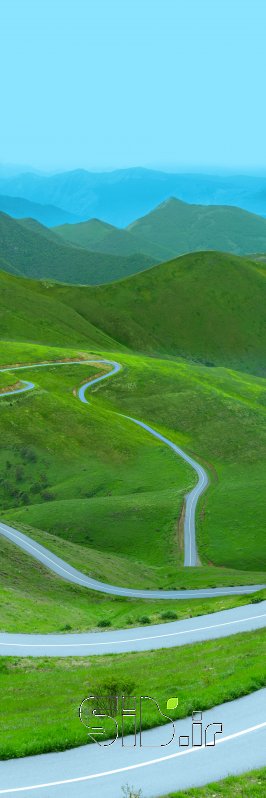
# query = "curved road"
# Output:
<box><xmin>1</xmin><ymin>357</ymin><xmax>206</xmax><ymax>567</ymax></box>
<box><xmin>0</xmin><ymin>358</ymin><xmax>265</xmax><ymax>794</ymax></box>
<box><xmin>0</xmin><ymin>689</ymin><xmax>265</xmax><ymax>796</ymax></box>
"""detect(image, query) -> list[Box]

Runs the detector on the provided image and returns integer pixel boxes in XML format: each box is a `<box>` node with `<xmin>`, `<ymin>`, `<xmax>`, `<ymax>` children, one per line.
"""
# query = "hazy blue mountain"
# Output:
<box><xmin>0</xmin><ymin>194</ymin><xmax>78</xmax><ymax>226</ymax></box>
<box><xmin>1</xmin><ymin>168</ymin><xmax>266</xmax><ymax>226</ymax></box>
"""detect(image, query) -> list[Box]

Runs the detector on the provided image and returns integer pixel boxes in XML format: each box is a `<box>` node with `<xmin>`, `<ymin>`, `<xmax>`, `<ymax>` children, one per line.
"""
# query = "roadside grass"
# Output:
<box><xmin>0</xmin><ymin>629</ymin><xmax>265</xmax><ymax>759</ymax></box>
<box><xmin>162</xmin><ymin>767</ymin><xmax>266</xmax><ymax>797</ymax></box>
<box><xmin>1</xmin><ymin>535</ymin><xmax>265</xmax><ymax>633</ymax></box>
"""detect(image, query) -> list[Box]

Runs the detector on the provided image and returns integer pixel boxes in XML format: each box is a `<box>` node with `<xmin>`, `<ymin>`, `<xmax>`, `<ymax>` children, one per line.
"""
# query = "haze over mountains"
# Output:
<box><xmin>2</xmin><ymin>196</ymin><xmax>266</xmax><ymax>286</ymax></box>
<box><xmin>2</xmin><ymin>167</ymin><xmax>266</xmax><ymax>227</ymax></box>
<box><xmin>56</xmin><ymin>198</ymin><xmax>266</xmax><ymax>261</ymax></box>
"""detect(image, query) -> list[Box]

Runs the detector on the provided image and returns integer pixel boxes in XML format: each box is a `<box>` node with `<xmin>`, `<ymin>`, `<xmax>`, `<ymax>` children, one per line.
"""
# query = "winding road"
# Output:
<box><xmin>0</xmin><ymin>357</ymin><xmax>265</xmax><ymax>795</ymax></box>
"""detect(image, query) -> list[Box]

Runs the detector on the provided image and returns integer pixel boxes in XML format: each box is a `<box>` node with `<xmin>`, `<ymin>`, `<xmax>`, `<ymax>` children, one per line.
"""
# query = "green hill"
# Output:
<box><xmin>0</xmin><ymin>212</ymin><xmax>155</xmax><ymax>285</ymax></box>
<box><xmin>0</xmin><ymin>267</ymin><xmax>119</xmax><ymax>349</ymax></box>
<box><xmin>47</xmin><ymin>251</ymin><xmax>266</xmax><ymax>375</ymax></box>
<box><xmin>129</xmin><ymin>197</ymin><xmax>266</xmax><ymax>258</ymax></box>
<box><xmin>55</xmin><ymin>197</ymin><xmax>266</xmax><ymax>261</ymax></box>
<box><xmin>54</xmin><ymin>217</ymin><xmax>166</xmax><ymax>259</ymax></box>
<box><xmin>1</xmin><ymin>250</ymin><xmax>265</xmax><ymax>374</ymax></box>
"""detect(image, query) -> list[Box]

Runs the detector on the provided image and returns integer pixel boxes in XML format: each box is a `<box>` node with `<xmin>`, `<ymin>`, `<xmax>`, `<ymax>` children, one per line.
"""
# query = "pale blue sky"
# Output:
<box><xmin>1</xmin><ymin>0</ymin><xmax>266</xmax><ymax>172</ymax></box>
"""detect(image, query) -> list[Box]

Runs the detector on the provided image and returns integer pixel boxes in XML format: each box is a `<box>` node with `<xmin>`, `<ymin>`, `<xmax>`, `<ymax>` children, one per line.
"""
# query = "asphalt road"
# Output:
<box><xmin>0</xmin><ymin>357</ymin><xmax>208</xmax><ymax>567</ymax></box>
<box><xmin>0</xmin><ymin>600</ymin><xmax>265</xmax><ymax>656</ymax></box>
<box><xmin>0</xmin><ymin>689</ymin><xmax>265</xmax><ymax>797</ymax></box>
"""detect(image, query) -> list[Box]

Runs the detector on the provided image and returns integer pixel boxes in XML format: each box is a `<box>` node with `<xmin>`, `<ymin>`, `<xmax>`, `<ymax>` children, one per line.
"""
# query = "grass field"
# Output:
<box><xmin>162</xmin><ymin>767</ymin><xmax>266</xmax><ymax>797</ymax></box>
<box><xmin>0</xmin><ymin>628</ymin><xmax>265</xmax><ymax>759</ymax></box>
<box><xmin>1</xmin><ymin>342</ymin><xmax>266</xmax><ymax>601</ymax></box>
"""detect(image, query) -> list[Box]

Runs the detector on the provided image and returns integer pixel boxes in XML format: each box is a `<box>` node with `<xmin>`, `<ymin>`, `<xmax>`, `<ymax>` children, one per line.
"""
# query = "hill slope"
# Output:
<box><xmin>55</xmin><ymin>198</ymin><xmax>266</xmax><ymax>261</ymax></box>
<box><xmin>0</xmin><ymin>212</ymin><xmax>155</xmax><ymax>285</ymax></box>
<box><xmin>1</xmin><ymin>250</ymin><xmax>265</xmax><ymax>374</ymax></box>
<box><xmin>54</xmin><ymin>217</ymin><xmax>168</xmax><ymax>260</ymax></box>
<box><xmin>0</xmin><ymin>267</ymin><xmax>119</xmax><ymax>349</ymax></box>
<box><xmin>48</xmin><ymin>251</ymin><xmax>266</xmax><ymax>375</ymax></box>
<box><xmin>128</xmin><ymin>198</ymin><xmax>266</xmax><ymax>258</ymax></box>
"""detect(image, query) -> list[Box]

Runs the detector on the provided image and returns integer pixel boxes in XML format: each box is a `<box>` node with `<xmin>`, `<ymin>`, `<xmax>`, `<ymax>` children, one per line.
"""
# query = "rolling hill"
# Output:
<box><xmin>55</xmin><ymin>197</ymin><xmax>266</xmax><ymax>261</ymax></box>
<box><xmin>0</xmin><ymin>212</ymin><xmax>156</xmax><ymax>284</ymax></box>
<box><xmin>1</xmin><ymin>250</ymin><xmax>265</xmax><ymax>375</ymax></box>
<box><xmin>49</xmin><ymin>250</ymin><xmax>266</xmax><ymax>375</ymax></box>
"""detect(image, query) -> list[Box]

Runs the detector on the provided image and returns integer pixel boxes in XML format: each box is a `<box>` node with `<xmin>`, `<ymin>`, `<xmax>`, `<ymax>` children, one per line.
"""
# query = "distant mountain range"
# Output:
<box><xmin>0</xmin><ymin>195</ymin><xmax>78</xmax><ymax>227</ymax></box>
<box><xmin>2</xmin><ymin>196</ymin><xmax>266</xmax><ymax>287</ymax></box>
<box><xmin>1</xmin><ymin>167</ymin><xmax>266</xmax><ymax>227</ymax></box>
<box><xmin>0</xmin><ymin>212</ymin><xmax>155</xmax><ymax>285</ymax></box>
<box><xmin>55</xmin><ymin>197</ymin><xmax>266</xmax><ymax>260</ymax></box>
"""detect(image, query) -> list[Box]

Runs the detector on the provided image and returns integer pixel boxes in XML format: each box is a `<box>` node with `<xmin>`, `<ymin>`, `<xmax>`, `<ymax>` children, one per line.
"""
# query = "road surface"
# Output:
<box><xmin>0</xmin><ymin>689</ymin><xmax>265</xmax><ymax>796</ymax></box>
<box><xmin>0</xmin><ymin>600</ymin><xmax>265</xmax><ymax>656</ymax></box>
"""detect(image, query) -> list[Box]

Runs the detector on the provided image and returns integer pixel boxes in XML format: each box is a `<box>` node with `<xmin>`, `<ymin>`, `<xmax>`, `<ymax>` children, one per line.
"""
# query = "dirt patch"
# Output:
<box><xmin>0</xmin><ymin>381</ymin><xmax>21</xmax><ymax>394</ymax></box>
<box><xmin>177</xmin><ymin>499</ymin><xmax>185</xmax><ymax>556</ymax></box>
<box><xmin>0</xmin><ymin>356</ymin><xmax>90</xmax><ymax>370</ymax></box>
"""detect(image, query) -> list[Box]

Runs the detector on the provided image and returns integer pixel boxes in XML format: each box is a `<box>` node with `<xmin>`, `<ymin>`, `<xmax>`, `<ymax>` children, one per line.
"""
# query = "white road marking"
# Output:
<box><xmin>1</xmin><ymin>612</ymin><xmax>266</xmax><ymax>648</ymax></box>
<box><xmin>0</xmin><ymin>721</ymin><xmax>265</xmax><ymax>793</ymax></box>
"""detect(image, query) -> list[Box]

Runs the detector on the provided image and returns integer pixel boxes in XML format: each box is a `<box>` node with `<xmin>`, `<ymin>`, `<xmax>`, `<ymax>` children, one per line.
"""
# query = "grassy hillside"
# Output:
<box><xmin>0</xmin><ymin>212</ymin><xmax>155</xmax><ymax>284</ymax></box>
<box><xmin>55</xmin><ymin>197</ymin><xmax>266</xmax><ymax>261</ymax></box>
<box><xmin>128</xmin><ymin>197</ymin><xmax>266</xmax><ymax>257</ymax></box>
<box><xmin>1</xmin><ymin>250</ymin><xmax>265</xmax><ymax>374</ymax></box>
<box><xmin>55</xmin><ymin>217</ymin><xmax>167</xmax><ymax>260</ymax></box>
<box><xmin>1</xmin><ymin>343</ymin><xmax>266</xmax><ymax>583</ymax></box>
<box><xmin>48</xmin><ymin>251</ymin><xmax>266</xmax><ymax>375</ymax></box>
<box><xmin>0</xmin><ymin>268</ymin><xmax>119</xmax><ymax>349</ymax></box>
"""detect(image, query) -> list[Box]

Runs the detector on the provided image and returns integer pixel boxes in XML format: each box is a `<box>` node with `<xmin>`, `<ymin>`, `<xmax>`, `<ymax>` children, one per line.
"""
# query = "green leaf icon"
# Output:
<box><xmin>167</xmin><ymin>697</ymin><xmax>179</xmax><ymax>710</ymax></box>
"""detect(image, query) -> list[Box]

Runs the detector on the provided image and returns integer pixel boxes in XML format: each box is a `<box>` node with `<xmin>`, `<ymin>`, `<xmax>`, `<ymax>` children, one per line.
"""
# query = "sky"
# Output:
<box><xmin>1</xmin><ymin>0</ymin><xmax>266</xmax><ymax>173</ymax></box>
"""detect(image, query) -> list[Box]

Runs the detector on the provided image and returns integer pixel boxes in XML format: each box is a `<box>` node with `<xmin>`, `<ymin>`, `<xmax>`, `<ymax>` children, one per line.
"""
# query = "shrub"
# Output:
<box><xmin>160</xmin><ymin>610</ymin><xmax>178</xmax><ymax>620</ymax></box>
<box><xmin>97</xmin><ymin>619</ymin><xmax>112</xmax><ymax>628</ymax></box>
<box><xmin>138</xmin><ymin>615</ymin><xmax>151</xmax><ymax>625</ymax></box>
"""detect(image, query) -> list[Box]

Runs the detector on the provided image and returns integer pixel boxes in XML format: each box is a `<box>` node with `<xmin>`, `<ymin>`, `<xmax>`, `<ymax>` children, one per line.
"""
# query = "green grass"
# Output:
<box><xmin>91</xmin><ymin>352</ymin><xmax>266</xmax><ymax>573</ymax></box>
<box><xmin>0</xmin><ymin>628</ymin><xmax>265</xmax><ymax>759</ymax></box>
<box><xmin>46</xmin><ymin>250</ymin><xmax>266</xmax><ymax>375</ymax></box>
<box><xmin>1</xmin><ymin>249</ymin><xmax>266</xmax><ymax>375</ymax></box>
<box><xmin>162</xmin><ymin>767</ymin><xmax>266</xmax><ymax>797</ymax></box>
<box><xmin>0</xmin><ymin>269</ymin><xmax>120</xmax><ymax>349</ymax></box>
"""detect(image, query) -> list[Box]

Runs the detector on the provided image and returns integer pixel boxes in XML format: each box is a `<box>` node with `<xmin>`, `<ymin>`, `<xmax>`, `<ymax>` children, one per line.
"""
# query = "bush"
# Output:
<box><xmin>97</xmin><ymin>619</ymin><xmax>112</xmax><ymax>628</ymax></box>
<box><xmin>160</xmin><ymin>610</ymin><xmax>178</xmax><ymax>620</ymax></box>
<box><xmin>138</xmin><ymin>615</ymin><xmax>151</xmax><ymax>625</ymax></box>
